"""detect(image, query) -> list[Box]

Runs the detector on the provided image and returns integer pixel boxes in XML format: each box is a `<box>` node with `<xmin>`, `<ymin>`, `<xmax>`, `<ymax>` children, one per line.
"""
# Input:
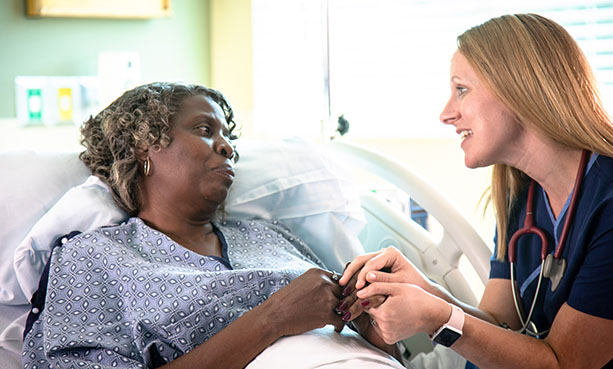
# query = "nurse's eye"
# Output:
<box><xmin>456</xmin><ymin>86</ymin><xmax>467</xmax><ymax>96</ymax></box>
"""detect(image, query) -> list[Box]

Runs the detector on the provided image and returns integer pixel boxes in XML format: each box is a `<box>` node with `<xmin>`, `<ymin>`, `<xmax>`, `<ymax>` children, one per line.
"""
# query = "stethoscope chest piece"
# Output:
<box><xmin>542</xmin><ymin>254</ymin><xmax>566</xmax><ymax>291</ymax></box>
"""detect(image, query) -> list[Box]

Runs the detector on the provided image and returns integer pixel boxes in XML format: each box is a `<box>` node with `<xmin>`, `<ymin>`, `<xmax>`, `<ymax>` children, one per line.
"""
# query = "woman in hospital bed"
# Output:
<box><xmin>21</xmin><ymin>82</ymin><xmax>403</xmax><ymax>368</ymax></box>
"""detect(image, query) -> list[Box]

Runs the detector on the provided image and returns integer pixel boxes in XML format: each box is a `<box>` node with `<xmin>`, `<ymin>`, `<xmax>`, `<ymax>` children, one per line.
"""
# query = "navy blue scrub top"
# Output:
<box><xmin>490</xmin><ymin>154</ymin><xmax>613</xmax><ymax>347</ymax></box>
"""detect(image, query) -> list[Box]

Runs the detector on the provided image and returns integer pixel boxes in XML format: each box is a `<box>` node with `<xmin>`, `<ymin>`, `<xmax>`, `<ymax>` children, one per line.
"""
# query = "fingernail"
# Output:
<box><xmin>342</xmin><ymin>311</ymin><xmax>352</xmax><ymax>322</ymax></box>
<box><xmin>360</xmin><ymin>300</ymin><xmax>370</xmax><ymax>307</ymax></box>
<box><xmin>335</xmin><ymin>301</ymin><xmax>348</xmax><ymax>313</ymax></box>
<box><xmin>342</xmin><ymin>285</ymin><xmax>353</xmax><ymax>297</ymax></box>
<box><xmin>368</xmin><ymin>273</ymin><xmax>376</xmax><ymax>280</ymax></box>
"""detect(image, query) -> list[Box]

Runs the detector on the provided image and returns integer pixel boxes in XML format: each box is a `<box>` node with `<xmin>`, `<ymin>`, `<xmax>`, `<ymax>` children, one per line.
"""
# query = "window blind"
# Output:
<box><xmin>252</xmin><ymin>0</ymin><xmax>613</xmax><ymax>139</ymax></box>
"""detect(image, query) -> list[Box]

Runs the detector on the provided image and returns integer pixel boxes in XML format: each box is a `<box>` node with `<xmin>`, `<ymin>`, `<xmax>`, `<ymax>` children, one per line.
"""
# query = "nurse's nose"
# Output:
<box><xmin>440</xmin><ymin>98</ymin><xmax>459</xmax><ymax>126</ymax></box>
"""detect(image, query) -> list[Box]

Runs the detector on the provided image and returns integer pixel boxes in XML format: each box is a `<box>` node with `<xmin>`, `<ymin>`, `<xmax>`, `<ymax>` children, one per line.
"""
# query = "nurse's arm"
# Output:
<box><xmin>478</xmin><ymin>278</ymin><xmax>523</xmax><ymax>329</ymax></box>
<box><xmin>455</xmin><ymin>279</ymin><xmax>613</xmax><ymax>369</ymax></box>
<box><xmin>414</xmin><ymin>276</ymin><xmax>522</xmax><ymax>329</ymax></box>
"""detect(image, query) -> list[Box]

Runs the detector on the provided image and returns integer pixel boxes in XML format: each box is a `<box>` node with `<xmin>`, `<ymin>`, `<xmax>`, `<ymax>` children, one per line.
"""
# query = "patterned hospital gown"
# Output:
<box><xmin>22</xmin><ymin>217</ymin><xmax>325</xmax><ymax>368</ymax></box>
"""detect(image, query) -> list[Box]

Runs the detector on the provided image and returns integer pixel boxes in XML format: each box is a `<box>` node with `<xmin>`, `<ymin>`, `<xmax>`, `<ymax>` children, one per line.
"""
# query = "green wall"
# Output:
<box><xmin>0</xmin><ymin>0</ymin><xmax>211</xmax><ymax>118</ymax></box>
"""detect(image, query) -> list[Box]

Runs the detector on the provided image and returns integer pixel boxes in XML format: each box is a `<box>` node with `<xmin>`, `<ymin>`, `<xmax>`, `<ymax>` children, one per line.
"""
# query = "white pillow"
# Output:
<box><xmin>3</xmin><ymin>137</ymin><xmax>365</xmax><ymax>306</ymax></box>
<box><xmin>13</xmin><ymin>176</ymin><xmax>127</xmax><ymax>304</ymax></box>
<box><xmin>227</xmin><ymin>137</ymin><xmax>366</xmax><ymax>272</ymax></box>
<box><xmin>0</xmin><ymin>151</ymin><xmax>90</xmax><ymax>305</ymax></box>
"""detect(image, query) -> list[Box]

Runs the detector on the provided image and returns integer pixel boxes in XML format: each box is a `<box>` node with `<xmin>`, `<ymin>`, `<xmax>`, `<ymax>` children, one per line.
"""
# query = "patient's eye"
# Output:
<box><xmin>456</xmin><ymin>86</ymin><xmax>467</xmax><ymax>96</ymax></box>
<box><xmin>196</xmin><ymin>125</ymin><xmax>211</xmax><ymax>136</ymax></box>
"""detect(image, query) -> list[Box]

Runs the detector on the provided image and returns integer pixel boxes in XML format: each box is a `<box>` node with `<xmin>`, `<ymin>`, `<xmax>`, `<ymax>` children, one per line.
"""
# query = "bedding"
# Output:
<box><xmin>246</xmin><ymin>325</ymin><xmax>405</xmax><ymax>369</ymax></box>
<box><xmin>13</xmin><ymin>175</ymin><xmax>126</xmax><ymax>305</ymax></box>
<box><xmin>0</xmin><ymin>151</ymin><xmax>90</xmax><ymax>304</ymax></box>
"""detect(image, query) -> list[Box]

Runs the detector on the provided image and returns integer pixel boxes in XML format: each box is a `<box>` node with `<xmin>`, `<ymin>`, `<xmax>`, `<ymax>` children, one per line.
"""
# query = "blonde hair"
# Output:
<box><xmin>457</xmin><ymin>13</ymin><xmax>613</xmax><ymax>259</ymax></box>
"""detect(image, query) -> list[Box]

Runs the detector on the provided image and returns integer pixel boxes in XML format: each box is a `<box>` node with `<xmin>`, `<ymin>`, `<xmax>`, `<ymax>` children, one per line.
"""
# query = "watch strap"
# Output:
<box><xmin>446</xmin><ymin>304</ymin><xmax>464</xmax><ymax>332</ymax></box>
<box><xmin>430</xmin><ymin>304</ymin><xmax>464</xmax><ymax>346</ymax></box>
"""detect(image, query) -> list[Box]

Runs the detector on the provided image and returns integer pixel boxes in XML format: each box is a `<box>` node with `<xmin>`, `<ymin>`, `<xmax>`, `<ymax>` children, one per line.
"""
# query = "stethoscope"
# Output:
<box><xmin>507</xmin><ymin>150</ymin><xmax>589</xmax><ymax>337</ymax></box>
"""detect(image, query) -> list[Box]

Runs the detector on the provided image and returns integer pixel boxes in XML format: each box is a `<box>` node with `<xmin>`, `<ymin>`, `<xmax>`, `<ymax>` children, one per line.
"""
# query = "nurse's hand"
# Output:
<box><xmin>339</xmin><ymin>247</ymin><xmax>429</xmax><ymax>291</ymax></box>
<box><xmin>357</xmin><ymin>281</ymin><xmax>451</xmax><ymax>345</ymax></box>
<box><xmin>334</xmin><ymin>263</ymin><xmax>387</xmax><ymax>323</ymax></box>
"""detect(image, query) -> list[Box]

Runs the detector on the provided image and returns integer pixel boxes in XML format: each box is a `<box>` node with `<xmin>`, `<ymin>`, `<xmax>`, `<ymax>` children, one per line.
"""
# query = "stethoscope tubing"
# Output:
<box><xmin>510</xmin><ymin>260</ymin><xmax>548</xmax><ymax>336</ymax></box>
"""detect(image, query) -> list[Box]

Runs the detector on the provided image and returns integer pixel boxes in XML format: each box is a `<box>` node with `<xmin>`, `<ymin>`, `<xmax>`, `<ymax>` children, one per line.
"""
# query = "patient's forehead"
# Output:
<box><xmin>172</xmin><ymin>95</ymin><xmax>227</xmax><ymax>128</ymax></box>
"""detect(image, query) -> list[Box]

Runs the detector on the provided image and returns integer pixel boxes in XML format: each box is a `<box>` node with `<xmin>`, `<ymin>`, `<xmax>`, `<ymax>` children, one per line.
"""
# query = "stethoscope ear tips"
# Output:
<box><xmin>542</xmin><ymin>254</ymin><xmax>566</xmax><ymax>292</ymax></box>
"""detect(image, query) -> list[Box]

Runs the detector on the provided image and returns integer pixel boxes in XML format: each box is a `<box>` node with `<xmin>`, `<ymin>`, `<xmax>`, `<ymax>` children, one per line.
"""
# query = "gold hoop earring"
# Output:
<box><xmin>144</xmin><ymin>157</ymin><xmax>151</xmax><ymax>176</ymax></box>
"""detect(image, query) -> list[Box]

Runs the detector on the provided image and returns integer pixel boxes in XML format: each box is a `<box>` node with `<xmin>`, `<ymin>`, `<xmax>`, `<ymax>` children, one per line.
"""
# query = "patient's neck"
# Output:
<box><xmin>137</xmin><ymin>207</ymin><xmax>223</xmax><ymax>258</ymax></box>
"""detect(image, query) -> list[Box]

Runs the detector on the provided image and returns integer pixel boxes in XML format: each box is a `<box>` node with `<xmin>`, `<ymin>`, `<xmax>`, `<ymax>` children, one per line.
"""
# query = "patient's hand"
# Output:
<box><xmin>262</xmin><ymin>268</ymin><xmax>345</xmax><ymax>336</ymax></box>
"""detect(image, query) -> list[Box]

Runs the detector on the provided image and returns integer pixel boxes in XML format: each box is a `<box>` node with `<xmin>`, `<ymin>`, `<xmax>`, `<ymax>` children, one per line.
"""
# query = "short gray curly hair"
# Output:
<box><xmin>79</xmin><ymin>82</ymin><xmax>239</xmax><ymax>215</ymax></box>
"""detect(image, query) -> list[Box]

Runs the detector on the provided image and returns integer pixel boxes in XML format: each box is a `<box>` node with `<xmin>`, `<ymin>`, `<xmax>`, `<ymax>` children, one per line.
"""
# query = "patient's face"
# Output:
<box><xmin>148</xmin><ymin>94</ymin><xmax>235</xmax><ymax>216</ymax></box>
<box><xmin>439</xmin><ymin>51</ymin><xmax>526</xmax><ymax>169</ymax></box>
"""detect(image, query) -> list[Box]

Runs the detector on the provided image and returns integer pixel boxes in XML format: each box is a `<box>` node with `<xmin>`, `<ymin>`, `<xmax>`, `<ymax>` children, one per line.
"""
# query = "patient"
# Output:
<box><xmin>21</xmin><ymin>82</ymin><xmax>401</xmax><ymax>368</ymax></box>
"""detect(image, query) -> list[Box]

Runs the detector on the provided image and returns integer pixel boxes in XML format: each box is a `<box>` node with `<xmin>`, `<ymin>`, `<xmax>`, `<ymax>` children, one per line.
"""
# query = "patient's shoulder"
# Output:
<box><xmin>54</xmin><ymin>217</ymin><xmax>139</xmax><ymax>255</ymax></box>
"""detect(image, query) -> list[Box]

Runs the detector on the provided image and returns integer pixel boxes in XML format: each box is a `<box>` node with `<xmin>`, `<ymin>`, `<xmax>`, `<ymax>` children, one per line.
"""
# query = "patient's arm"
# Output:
<box><xmin>162</xmin><ymin>268</ymin><xmax>345</xmax><ymax>369</ymax></box>
<box><xmin>30</xmin><ymin>268</ymin><xmax>344</xmax><ymax>369</ymax></box>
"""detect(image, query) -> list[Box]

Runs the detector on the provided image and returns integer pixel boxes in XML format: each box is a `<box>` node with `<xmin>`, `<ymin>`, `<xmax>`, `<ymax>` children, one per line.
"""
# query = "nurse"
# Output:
<box><xmin>339</xmin><ymin>13</ymin><xmax>613</xmax><ymax>368</ymax></box>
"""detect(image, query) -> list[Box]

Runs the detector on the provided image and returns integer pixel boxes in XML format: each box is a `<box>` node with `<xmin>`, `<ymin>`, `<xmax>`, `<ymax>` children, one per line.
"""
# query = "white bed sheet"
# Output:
<box><xmin>247</xmin><ymin>326</ymin><xmax>404</xmax><ymax>369</ymax></box>
<box><xmin>0</xmin><ymin>304</ymin><xmax>28</xmax><ymax>368</ymax></box>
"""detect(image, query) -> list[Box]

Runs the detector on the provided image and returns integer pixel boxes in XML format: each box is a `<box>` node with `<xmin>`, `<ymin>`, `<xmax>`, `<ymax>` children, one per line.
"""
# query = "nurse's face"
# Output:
<box><xmin>440</xmin><ymin>52</ymin><xmax>525</xmax><ymax>169</ymax></box>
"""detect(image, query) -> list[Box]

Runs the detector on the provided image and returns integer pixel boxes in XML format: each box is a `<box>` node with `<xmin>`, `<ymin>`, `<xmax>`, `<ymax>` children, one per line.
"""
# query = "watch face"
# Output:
<box><xmin>433</xmin><ymin>327</ymin><xmax>462</xmax><ymax>347</ymax></box>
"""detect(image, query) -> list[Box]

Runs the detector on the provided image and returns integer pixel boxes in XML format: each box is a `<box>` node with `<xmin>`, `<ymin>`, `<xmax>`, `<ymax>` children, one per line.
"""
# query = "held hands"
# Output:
<box><xmin>337</xmin><ymin>247</ymin><xmax>448</xmax><ymax>344</ymax></box>
<box><xmin>334</xmin><ymin>263</ymin><xmax>394</xmax><ymax>353</ymax></box>
<box><xmin>336</xmin><ymin>246</ymin><xmax>426</xmax><ymax>325</ymax></box>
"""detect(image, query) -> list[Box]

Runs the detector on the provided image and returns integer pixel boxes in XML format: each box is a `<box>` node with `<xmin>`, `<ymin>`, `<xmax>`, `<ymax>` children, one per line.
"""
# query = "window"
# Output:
<box><xmin>252</xmin><ymin>0</ymin><xmax>613</xmax><ymax>139</ymax></box>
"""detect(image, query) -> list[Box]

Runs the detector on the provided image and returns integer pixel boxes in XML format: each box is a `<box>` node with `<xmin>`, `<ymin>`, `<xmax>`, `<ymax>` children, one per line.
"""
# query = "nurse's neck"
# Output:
<box><xmin>515</xmin><ymin>145</ymin><xmax>585</xmax><ymax>219</ymax></box>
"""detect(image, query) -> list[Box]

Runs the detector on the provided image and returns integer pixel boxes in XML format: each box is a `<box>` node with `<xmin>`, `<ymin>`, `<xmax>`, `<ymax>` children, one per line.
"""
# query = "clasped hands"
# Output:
<box><xmin>336</xmin><ymin>246</ymin><xmax>436</xmax><ymax>348</ymax></box>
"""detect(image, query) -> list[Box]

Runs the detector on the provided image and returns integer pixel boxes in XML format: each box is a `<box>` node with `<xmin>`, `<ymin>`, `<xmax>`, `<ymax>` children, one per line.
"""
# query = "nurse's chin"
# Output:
<box><xmin>462</xmin><ymin>154</ymin><xmax>489</xmax><ymax>169</ymax></box>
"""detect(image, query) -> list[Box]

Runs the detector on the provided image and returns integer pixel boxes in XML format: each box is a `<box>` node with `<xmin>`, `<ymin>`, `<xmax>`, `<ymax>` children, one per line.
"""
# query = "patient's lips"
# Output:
<box><xmin>211</xmin><ymin>165</ymin><xmax>235</xmax><ymax>181</ymax></box>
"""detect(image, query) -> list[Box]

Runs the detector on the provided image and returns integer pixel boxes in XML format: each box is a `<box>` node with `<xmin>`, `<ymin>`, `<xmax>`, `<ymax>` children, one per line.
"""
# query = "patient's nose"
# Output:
<box><xmin>217</xmin><ymin>136</ymin><xmax>235</xmax><ymax>159</ymax></box>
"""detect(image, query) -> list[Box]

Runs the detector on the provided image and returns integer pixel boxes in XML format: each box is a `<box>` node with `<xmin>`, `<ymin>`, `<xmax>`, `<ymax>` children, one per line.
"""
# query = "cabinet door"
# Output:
<box><xmin>26</xmin><ymin>0</ymin><xmax>171</xmax><ymax>19</ymax></box>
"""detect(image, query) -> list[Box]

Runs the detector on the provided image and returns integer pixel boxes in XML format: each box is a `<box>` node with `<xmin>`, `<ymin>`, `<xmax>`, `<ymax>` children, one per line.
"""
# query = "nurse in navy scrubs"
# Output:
<box><xmin>339</xmin><ymin>13</ymin><xmax>613</xmax><ymax>368</ymax></box>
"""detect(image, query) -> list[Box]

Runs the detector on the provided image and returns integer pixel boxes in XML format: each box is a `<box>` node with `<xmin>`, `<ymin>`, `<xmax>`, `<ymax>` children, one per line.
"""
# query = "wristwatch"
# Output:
<box><xmin>430</xmin><ymin>304</ymin><xmax>464</xmax><ymax>347</ymax></box>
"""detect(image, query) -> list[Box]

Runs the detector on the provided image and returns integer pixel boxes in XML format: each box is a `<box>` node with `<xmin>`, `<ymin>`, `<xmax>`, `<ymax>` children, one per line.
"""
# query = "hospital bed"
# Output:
<box><xmin>0</xmin><ymin>137</ymin><xmax>491</xmax><ymax>368</ymax></box>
